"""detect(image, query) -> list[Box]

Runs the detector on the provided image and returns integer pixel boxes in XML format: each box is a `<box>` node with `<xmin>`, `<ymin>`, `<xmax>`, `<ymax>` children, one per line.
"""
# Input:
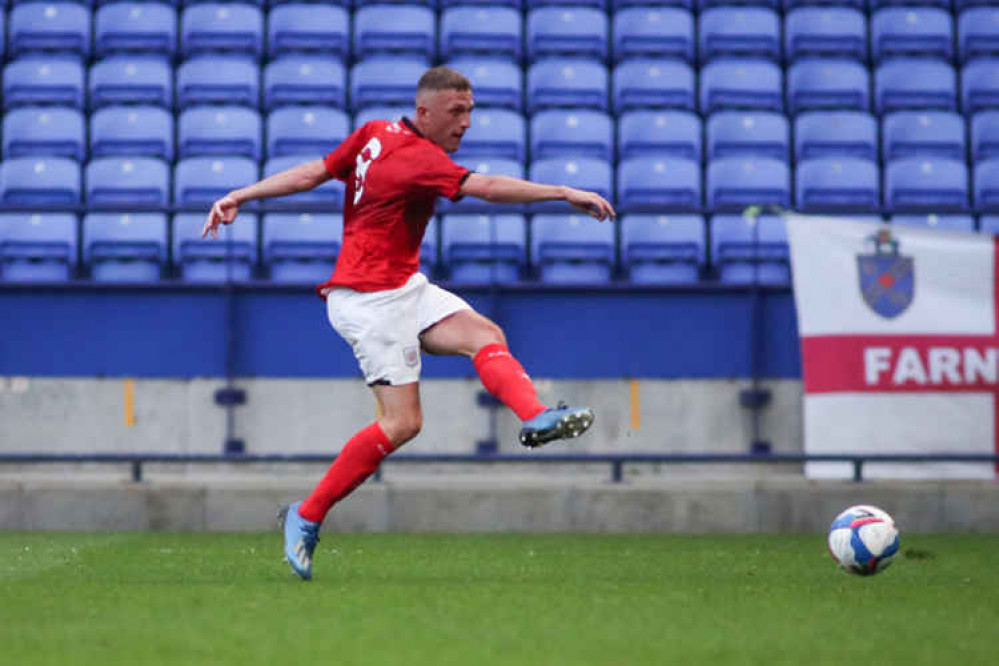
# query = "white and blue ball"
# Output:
<box><xmin>827</xmin><ymin>505</ymin><xmax>900</xmax><ymax>576</ymax></box>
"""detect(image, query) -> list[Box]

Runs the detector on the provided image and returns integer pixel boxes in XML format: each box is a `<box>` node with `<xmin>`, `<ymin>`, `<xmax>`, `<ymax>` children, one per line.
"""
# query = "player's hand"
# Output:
<box><xmin>202</xmin><ymin>193</ymin><xmax>240</xmax><ymax>239</ymax></box>
<box><xmin>565</xmin><ymin>187</ymin><xmax>616</xmax><ymax>222</ymax></box>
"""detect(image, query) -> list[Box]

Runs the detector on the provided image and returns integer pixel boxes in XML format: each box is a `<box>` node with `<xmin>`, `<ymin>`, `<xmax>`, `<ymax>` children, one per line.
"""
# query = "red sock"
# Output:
<box><xmin>298</xmin><ymin>422</ymin><xmax>393</xmax><ymax>524</ymax></box>
<box><xmin>473</xmin><ymin>343</ymin><xmax>547</xmax><ymax>422</ymax></box>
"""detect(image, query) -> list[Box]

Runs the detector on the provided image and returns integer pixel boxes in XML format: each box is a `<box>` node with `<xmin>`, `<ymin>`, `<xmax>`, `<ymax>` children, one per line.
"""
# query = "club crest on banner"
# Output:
<box><xmin>857</xmin><ymin>229</ymin><xmax>914</xmax><ymax>319</ymax></box>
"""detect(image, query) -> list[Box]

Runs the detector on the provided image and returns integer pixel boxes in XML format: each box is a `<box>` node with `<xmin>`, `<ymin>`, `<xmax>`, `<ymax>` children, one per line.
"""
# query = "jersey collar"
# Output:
<box><xmin>402</xmin><ymin>117</ymin><xmax>424</xmax><ymax>138</ymax></box>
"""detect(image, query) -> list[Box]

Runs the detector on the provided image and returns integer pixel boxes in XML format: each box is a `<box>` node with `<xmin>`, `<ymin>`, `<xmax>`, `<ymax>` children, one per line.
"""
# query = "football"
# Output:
<box><xmin>827</xmin><ymin>505</ymin><xmax>900</xmax><ymax>576</ymax></box>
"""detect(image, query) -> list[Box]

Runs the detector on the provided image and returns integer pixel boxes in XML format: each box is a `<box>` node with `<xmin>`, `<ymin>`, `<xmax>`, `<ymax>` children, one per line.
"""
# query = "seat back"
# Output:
<box><xmin>181</xmin><ymin>4</ymin><xmax>264</xmax><ymax>60</ymax></box>
<box><xmin>706</xmin><ymin>157</ymin><xmax>789</xmax><ymax>211</ymax></box>
<box><xmin>95</xmin><ymin>2</ymin><xmax>177</xmax><ymax>57</ymax></box>
<box><xmin>617</xmin><ymin>157</ymin><xmax>701</xmax><ymax>212</ymax></box>
<box><xmin>785</xmin><ymin>8</ymin><xmax>867</xmax><ymax>63</ymax></box>
<box><xmin>4</xmin><ymin>58</ymin><xmax>85</xmax><ymax>109</ymax></box>
<box><xmin>613</xmin><ymin>59</ymin><xmax>695</xmax><ymax>113</ymax></box>
<box><xmin>788</xmin><ymin>60</ymin><xmax>869</xmax><ymax>114</ymax></box>
<box><xmin>618</xmin><ymin>109</ymin><xmax>701</xmax><ymax>161</ymax></box>
<box><xmin>86</xmin><ymin>157</ymin><xmax>170</xmax><ymax>205</ymax></box>
<box><xmin>174</xmin><ymin>157</ymin><xmax>259</xmax><ymax>205</ymax></box>
<box><xmin>178</xmin><ymin>106</ymin><xmax>262</xmax><ymax>160</ymax></box>
<box><xmin>2</xmin><ymin>107</ymin><xmax>85</xmax><ymax>160</ymax></box>
<box><xmin>528</xmin><ymin>59</ymin><xmax>609</xmax><ymax>113</ymax></box>
<box><xmin>527</xmin><ymin>7</ymin><xmax>609</xmax><ymax>63</ymax></box>
<box><xmin>613</xmin><ymin>7</ymin><xmax>695</xmax><ymax>63</ymax></box>
<box><xmin>794</xmin><ymin>110</ymin><xmax>877</xmax><ymax>161</ymax></box>
<box><xmin>176</xmin><ymin>57</ymin><xmax>258</xmax><ymax>109</ymax></box>
<box><xmin>700</xmin><ymin>60</ymin><xmax>783</xmax><ymax>113</ymax></box>
<box><xmin>706</xmin><ymin>111</ymin><xmax>789</xmax><ymax>161</ymax></box>
<box><xmin>530</xmin><ymin>110</ymin><xmax>613</xmax><ymax>161</ymax></box>
<box><xmin>0</xmin><ymin>157</ymin><xmax>81</xmax><ymax>204</ymax></box>
<box><xmin>90</xmin><ymin>105</ymin><xmax>174</xmax><ymax>160</ymax></box>
<box><xmin>267</xmin><ymin>4</ymin><xmax>348</xmax><ymax>59</ymax></box>
<box><xmin>267</xmin><ymin>107</ymin><xmax>349</xmax><ymax>158</ymax></box>
<box><xmin>885</xmin><ymin>157</ymin><xmax>970</xmax><ymax>212</ymax></box>
<box><xmin>795</xmin><ymin>157</ymin><xmax>881</xmax><ymax>212</ymax></box>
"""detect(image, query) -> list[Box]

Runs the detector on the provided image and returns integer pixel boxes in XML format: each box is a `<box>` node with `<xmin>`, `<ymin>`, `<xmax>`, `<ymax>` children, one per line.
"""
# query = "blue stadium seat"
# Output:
<box><xmin>891</xmin><ymin>214</ymin><xmax>976</xmax><ymax>232</ymax></box>
<box><xmin>872</xmin><ymin>8</ymin><xmax>954</xmax><ymax>63</ymax></box>
<box><xmin>612</xmin><ymin>7</ymin><xmax>694</xmax><ymax>64</ymax></box>
<box><xmin>181</xmin><ymin>4</ymin><xmax>264</xmax><ymax>60</ymax></box>
<box><xmin>971</xmin><ymin>111</ymin><xmax>999</xmax><ymax>163</ymax></box>
<box><xmin>2</xmin><ymin>107</ymin><xmax>85</xmax><ymax>161</ymax></box>
<box><xmin>531</xmin><ymin>0</ymin><xmax>607</xmax><ymax>9</ymax></box>
<box><xmin>440</xmin><ymin>7</ymin><xmax>522</xmax><ymax>63</ymax></box>
<box><xmin>354</xmin><ymin>5</ymin><xmax>435</xmax><ymax>61</ymax></box>
<box><xmin>706</xmin><ymin>111</ymin><xmax>789</xmax><ymax>162</ymax></box>
<box><xmin>882</xmin><ymin>111</ymin><xmax>966</xmax><ymax>161</ymax></box>
<box><xmin>529</xmin><ymin>59</ymin><xmax>609</xmax><ymax>113</ymax></box>
<box><xmin>351</xmin><ymin>58</ymin><xmax>427</xmax><ymax>111</ymax></box>
<box><xmin>447</xmin><ymin>59</ymin><xmax>523</xmax><ymax>110</ymax></box>
<box><xmin>89</xmin><ymin>57</ymin><xmax>172</xmax><ymax>109</ymax></box>
<box><xmin>784</xmin><ymin>8</ymin><xmax>867</xmax><ymax>63</ymax></box>
<box><xmin>613</xmin><ymin>60</ymin><xmax>695</xmax><ymax>113</ymax></box>
<box><xmin>613</xmin><ymin>0</ymin><xmax>691</xmax><ymax>8</ymax></box>
<box><xmin>177</xmin><ymin>57</ymin><xmax>258</xmax><ymax>109</ymax></box>
<box><xmin>82</xmin><ymin>213</ymin><xmax>168</xmax><ymax>282</ymax></box>
<box><xmin>617</xmin><ymin>110</ymin><xmax>702</xmax><ymax>161</ymax></box>
<box><xmin>446</xmin><ymin>158</ymin><xmax>525</xmax><ymax>213</ymax></box>
<box><xmin>9</xmin><ymin>2</ymin><xmax>91</xmax><ymax>58</ymax></box>
<box><xmin>263</xmin><ymin>156</ymin><xmax>346</xmax><ymax>210</ymax></box>
<box><xmin>531</xmin><ymin>214</ymin><xmax>615</xmax><ymax>284</ymax></box>
<box><xmin>698</xmin><ymin>8</ymin><xmax>780</xmax><ymax>63</ymax></box>
<box><xmin>785</xmin><ymin>0</ymin><xmax>864</xmax><ymax>9</ymax></box>
<box><xmin>959</xmin><ymin>8</ymin><xmax>999</xmax><ymax>63</ymax></box>
<box><xmin>885</xmin><ymin>158</ymin><xmax>970</xmax><ymax>212</ymax></box>
<box><xmin>787</xmin><ymin>60</ymin><xmax>869</xmax><ymax>114</ymax></box>
<box><xmin>264</xmin><ymin>57</ymin><xmax>346</xmax><ymax>111</ymax></box>
<box><xmin>267</xmin><ymin>4</ymin><xmax>348</xmax><ymax>59</ymax></box>
<box><xmin>86</xmin><ymin>157</ymin><xmax>170</xmax><ymax>205</ymax></box>
<box><xmin>876</xmin><ymin>60</ymin><xmax>957</xmax><ymax>113</ymax></box>
<box><xmin>441</xmin><ymin>214</ymin><xmax>527</xmax><ymax>283</ymax></box>
<box><xmin>527</xmin><ymin>7</ymin><xmax>609</xmax><ymax>63</ymax></box>
<box><xmin>440</xmin><ymin>0</ymin><xmax>520</xmax><ymax>8</ymax></box>
<box><xmin>528</xmin><ymin>158</ymin><xmax>613</xmax><ymax>213</ymax></box>
<box><xmin>353</xmin><ymin>105</ymin><xmax>411</xmax><ymax>129</ymax></box>
<box><xmin>173</xmin><ymin>212</ymin><xmax>258</xmax><ymax>282</ymax></box>
<box><xmin>0</xmin><ymin>213</ymin><xmax>77</xmax><ymax>281</ymax></box>
<box><xmin>975</xmin><ymin>159</ymin><xmax>999</xmax><ymax>211</ymax></box>
<box><xmin>980</xmin><ymin>215</ymin><xmax>999</xmax><ymax>233</ymax></box>
<box><xmin>699</xmin><ymin>0</ymin><xmax>778</xmax><ymax>9</ymax></box>
<box><xmin>262</xmin><ymin>213</ymin><xmax>342</xmax><ymax>283</ymax></box>
<box><xmin>0</xmin><ymin>157</ymin><xmax>81</xmax><ymax>204</ymax></box>
<box><xmin>178</xmin><ymin>106</ymin><xmax>262</xmax><ymax>160</ymax></box>
<box><xmin>174</xmin><ymin>157</ymin><xmax>258</xmax><ymax>205</ymax></box>
<box><xmin>870</xmin><ymin>0</ymin><xmax>952</xmax><ymax>13</ymax></box>
<box><xmin>794</xmin><ymin>111</ymin><xmax>878</xmax><ymax>161</ymax></box>
<box><xmin>354</xmin><ymin>0</ymin><xmax>432</xmax><ymax>6</ymax></box>
<box><xmin>95</xmin><ymin>2</ymin><xmax>177</xmax><ymax>57</ymax></box>
<box><xmin>530</xmin><ymin>110</ymin><xmax>613</xmax><ymax>161</ymax></box>
<box><xmin>91</xmin><ymin>106</ymin><xmax>174</xmax><ymax>160</ymax></box>
<box><xmin>617</xmin><ymin>157</ymin><xmax>701</xmax><ymax>212</ymax></box>
<box><xmin>456</xmin><ymin>108</ymin><xmax>526</xmax><ymax>161</ymax></box>
<box><xmin>621</xmin><ymin>214</ymin><xmax>705</xmax><ymax>284</ymax></box>
<box><xmin>267</xmin><ymin>107</ymin><xmax>349</xmax><ymax>159</ymax></box>
<box><xmin>4</xmin><ymin>58</ymin><xmax>85</xmax><ymax>109</ymax></box>
<box><xmin>706</xmin><ymin>157</ymin><xmax>790</xmax><ymax>212</ymax></box>
<box><xmin>711</xmin><ymin>214</ymin><xmax>789</xmax><ymax>285</ymax></box>
<box><xmin>795</xmin><ymin>157</ymin><xmax>881</xmax><ymax>213</ymax></box>
<box><xmin>962</xmin><ymin>59</ymin><xmax>999</xmax><ymax>114</ymax></box>
<box><xmin>700</xmin><ymin>60</ymin><xmax>783</xmax><ymax>113</ymax></box>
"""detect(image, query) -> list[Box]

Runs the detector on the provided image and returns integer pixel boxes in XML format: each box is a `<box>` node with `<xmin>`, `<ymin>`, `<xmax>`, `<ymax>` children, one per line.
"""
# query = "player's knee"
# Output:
<box><xmin>381</xmin><ymin>412</ymin><xmax>422</xmax><ymax>445</ymax></box>
<box><xmin>479</xmin><ymin>319</ymin><xmax>506</xmax><ymax>348</ymax></box>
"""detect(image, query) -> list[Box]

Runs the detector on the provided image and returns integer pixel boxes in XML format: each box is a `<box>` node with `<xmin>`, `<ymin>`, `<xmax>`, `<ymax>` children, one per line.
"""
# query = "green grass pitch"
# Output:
<box><xmin>1</xmin><ymin>533</ymin><xmax>996</xmax><ymax>666</ymax></box>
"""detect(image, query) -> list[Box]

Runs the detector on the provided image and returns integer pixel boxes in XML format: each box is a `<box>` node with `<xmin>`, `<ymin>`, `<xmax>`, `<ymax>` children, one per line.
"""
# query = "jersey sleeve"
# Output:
<box><xmin>323</xmin><ymin>124</ymin><xmax>371</xmax><ymax>181</ymax></box>
<box><xmin>407</xmin><ymin>145</ymin><xmax>471</xmax><ymax>202</ymax></box>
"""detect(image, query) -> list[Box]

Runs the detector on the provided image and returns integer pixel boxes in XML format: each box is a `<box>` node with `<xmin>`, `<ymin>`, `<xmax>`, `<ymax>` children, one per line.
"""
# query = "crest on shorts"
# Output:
<box><xmin>403</xmin><ymin>346</ymin><xmax>419</xmax><ymax>368</ymax></box>
<box><xmin>857</xmin><ymin>229</ymin><xmax>914</xmax><ymax>319</ymax></box>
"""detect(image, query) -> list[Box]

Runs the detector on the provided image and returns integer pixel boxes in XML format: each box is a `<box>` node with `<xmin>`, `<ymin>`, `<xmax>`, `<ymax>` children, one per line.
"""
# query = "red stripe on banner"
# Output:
<box><xmin>802</xmin><ymin>335</ymin><xmax>999</xmax><ymax>394</ymax></box>
<box><xmin>994</xmin><ymin>238</ymin><xmax>998</xmax><ymax>473</ymax></box>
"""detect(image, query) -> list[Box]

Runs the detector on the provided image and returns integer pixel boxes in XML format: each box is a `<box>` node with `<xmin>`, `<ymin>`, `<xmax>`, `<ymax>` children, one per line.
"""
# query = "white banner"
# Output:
<box><xmin>786</xmin><ymin>214</ymin><xmax>998</xmax><ymax>479</ymax></box>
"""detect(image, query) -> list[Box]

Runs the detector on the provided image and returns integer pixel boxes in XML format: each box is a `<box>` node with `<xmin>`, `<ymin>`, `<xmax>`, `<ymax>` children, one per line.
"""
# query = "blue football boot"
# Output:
<box><xmin>278</xmin><ymin>501</ymin><xmax>320</xmax><ymax>581</ymax></box>
<box><xmin>519</xmin><ymin>402</ymin><xmax>595</xmax><ymax>448</ymax></box>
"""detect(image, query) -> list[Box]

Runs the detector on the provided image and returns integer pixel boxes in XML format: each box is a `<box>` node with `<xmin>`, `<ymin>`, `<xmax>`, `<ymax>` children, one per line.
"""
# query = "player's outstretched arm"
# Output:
<box><xmin>459</xmin><ymin>173</ymin><xmax>616</xmax><ymax>222</ymax></box>
<box><xmin>202</xmin><ymin>159</ymin><xmax>332</xmax><ymax>239</ymax></box>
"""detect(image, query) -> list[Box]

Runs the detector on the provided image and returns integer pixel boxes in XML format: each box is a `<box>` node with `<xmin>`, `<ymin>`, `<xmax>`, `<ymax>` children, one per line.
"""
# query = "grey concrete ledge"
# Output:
<box><xmin>2</xmin><ymin>478</ymin><xmax>997</xmax><ymax>533</ymax></box>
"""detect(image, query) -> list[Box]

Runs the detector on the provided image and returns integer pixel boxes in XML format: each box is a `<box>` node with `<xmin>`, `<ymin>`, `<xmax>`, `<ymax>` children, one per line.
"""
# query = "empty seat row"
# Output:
<box><xmin>9</xmin><ymin>106</ymin><xmax>998</xmax><ymax>166</ymax></box>
<box><xmin>3</xmin><ymin>4</ymin><xmax>998</xmax><ymax>65</ymax></box>
<box><xmin>3</xmin><ymin>154</ymin><xmax>996</xmax><ymax>214</ymax></box>
<box><xmin>7</xmin><ymin>55</ymin><xmax>999</xmax><ymax>115</ymax></box>
<box><xmin>3</xmin><ymin>211</ymin><xmax>997</xmax><ymax>286</ymax></box>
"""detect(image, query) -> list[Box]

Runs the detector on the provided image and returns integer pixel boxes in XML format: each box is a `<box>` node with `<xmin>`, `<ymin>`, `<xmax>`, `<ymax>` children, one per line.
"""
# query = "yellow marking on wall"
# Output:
<box><xmin>629</xmin><ymin>379</ymin><xmax>641</xmax><ymax>431</ymax></box>
<box><xmin>124</xmin><ymin>379</ymin><xmax>136</xmax><ymax>427</ymax></box>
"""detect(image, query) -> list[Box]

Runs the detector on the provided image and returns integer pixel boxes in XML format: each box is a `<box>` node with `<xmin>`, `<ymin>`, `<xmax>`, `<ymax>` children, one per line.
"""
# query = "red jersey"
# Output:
<box><xmin>317</xmin><ymin>118</ymin><xmax>470</xmax><ymax>294</ymax></box>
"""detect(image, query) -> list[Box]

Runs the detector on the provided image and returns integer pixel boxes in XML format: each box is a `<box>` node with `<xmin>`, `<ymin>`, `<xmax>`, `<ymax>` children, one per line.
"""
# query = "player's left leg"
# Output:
<box><xmin>420</xmin><ymin>308</ymin><xmax>594</xmax><ymax>447</ymax></box>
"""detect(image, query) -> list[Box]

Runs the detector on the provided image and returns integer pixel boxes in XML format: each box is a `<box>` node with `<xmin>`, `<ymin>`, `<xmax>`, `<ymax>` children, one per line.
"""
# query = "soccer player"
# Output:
<box><xmin>202</xmin><ymin>66</ymin><xmax>616</xmax><ymax>580</ymax></box>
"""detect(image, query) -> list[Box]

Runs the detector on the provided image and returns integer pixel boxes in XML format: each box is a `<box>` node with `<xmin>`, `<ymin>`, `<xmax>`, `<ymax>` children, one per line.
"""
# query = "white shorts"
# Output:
<box><xmin>325</xmin><ymin>272</ymin><xmax>471</xmax><ymax>386</ymax></box>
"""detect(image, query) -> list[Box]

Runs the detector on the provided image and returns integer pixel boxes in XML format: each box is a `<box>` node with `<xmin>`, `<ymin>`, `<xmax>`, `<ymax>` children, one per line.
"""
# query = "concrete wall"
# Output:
<box><xmin>2</xmin><ymin>477</ymin><xmax>997</xmax><ymax>533</ymax></box>
<box><xmin>0</xmin><ymin>377</ymin><xmax>803</xmax><ymax>457</ymax></box>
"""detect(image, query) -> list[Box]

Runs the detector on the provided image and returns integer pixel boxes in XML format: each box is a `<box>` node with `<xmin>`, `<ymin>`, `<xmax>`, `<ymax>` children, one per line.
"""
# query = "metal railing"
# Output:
<box><xmin>1</xmin><ymin>452</ymin><xmax>996</xmax><ymax>484</ymax></box>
